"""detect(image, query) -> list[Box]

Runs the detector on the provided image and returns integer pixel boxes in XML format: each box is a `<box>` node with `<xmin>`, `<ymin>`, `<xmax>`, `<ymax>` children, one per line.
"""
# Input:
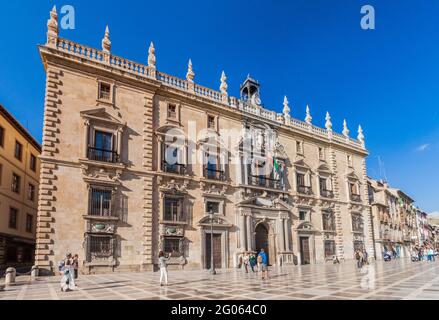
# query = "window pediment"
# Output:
<box><xmin>81</xmin><ymin>108</ymin><xmax>125</xmax><ymax>128</ymax></box>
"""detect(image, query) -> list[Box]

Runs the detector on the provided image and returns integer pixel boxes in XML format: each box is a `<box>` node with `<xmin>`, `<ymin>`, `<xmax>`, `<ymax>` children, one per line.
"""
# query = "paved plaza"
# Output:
<box><xmin>1</xmin><ymin>259</ymin><xmax>439</xmax><ymax>300</ymax></box>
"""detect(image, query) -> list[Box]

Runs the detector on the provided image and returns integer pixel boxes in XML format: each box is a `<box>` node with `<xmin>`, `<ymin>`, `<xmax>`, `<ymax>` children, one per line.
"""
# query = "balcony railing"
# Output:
<box><xmin>203</xmin><ymin>167</ymin><xmax>225</xmax><ymax>181</ymax></box>
<box><xmin>88</xmin><ymin>146</ymin><xmax>119</xmax><ymax>163</ymax></box>
<box><xmin>320</xmin><ymin>189</ymin><xmax>334</xmax><ymax>198</ymax></box>
<box><xmin>297</xmin><ymin>185</ymin><xmax>312</xmax><ymax>195</ymax></box>
<box><xmin>249</xmin><ymin>175</ymin><xmax>282</xmax><ymax>189</ymax></box>
<box><xmin>350</xmin><ymin>194</ymin><xmax>362</xmax><ymax>202</ymax></box>
<box><xmin>162</xmin><ymin>161</ymin><xmax>186</xmax><ymax>175</ymax></box>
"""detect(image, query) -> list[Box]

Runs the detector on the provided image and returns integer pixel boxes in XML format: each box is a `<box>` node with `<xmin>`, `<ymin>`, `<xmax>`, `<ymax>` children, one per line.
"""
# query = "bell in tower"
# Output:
<box><xmin>240</xmin><ymin>75</ymin><xmax>261</xmax><ymax>106</ymax></box>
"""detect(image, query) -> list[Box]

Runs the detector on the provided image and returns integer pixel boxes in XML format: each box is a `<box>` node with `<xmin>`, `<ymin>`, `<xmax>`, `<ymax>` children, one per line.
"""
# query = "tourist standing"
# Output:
<box><xmin>258</xmin><ymin>249</ymin><xmax>268</xmax><ymax>280</ymax></box>
<box><xmin>249</xmin><ymin>254</ymin><xmax>257</xmax><ymax>272</ymax></box>
<box><xmin>257</xmin><ymin>253</ymin><xmax>263</xmax><ymax>272</ymax></box>
<box><xmin>332</xmin><ymin>255</ymin><xmax>340</xmax><ymax>264</ymax></box>
<box><xmin>158</xmin><ymin>251</ymin><xmax>170</xmax><ymax>286</ymax></box>
<box><xmin>363</xmin><ymin>250</ymin><xmax>369</xmax><ymax>265</ymax></box>
<box><xmin>355</xmin><ymin>250</ymin><xmax>363</xmax><ymax>269</ymax></box>
<box><xmin>60</xmin><ymin>253</ymin><xmax>76</xmax><ymax>292</ymax></box>
<box><xmin>72</xmin><ymin>254</ymin><xmax>79</xmax><ymax>280</ymax></box>
<box><xmin>243</xmin><ymin>252</ymin><xmax>250</xmax><ymax>273</ymax></box>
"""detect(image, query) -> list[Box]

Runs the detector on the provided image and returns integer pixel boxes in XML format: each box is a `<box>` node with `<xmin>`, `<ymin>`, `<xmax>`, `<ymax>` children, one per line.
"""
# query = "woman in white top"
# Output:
<box><xmin>158</xmin><ymin>251</ymin><xmax>170</xmax><ymax>286</ymax></box>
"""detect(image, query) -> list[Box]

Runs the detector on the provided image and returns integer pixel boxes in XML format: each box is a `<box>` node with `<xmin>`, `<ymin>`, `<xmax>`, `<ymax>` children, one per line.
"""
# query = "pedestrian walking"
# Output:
<box><xmin>363</xmin><ymin>250</ymin><xmax>369</xmax><ymax>265</ymax></box>
<box><xmin>243</xmin><ymin>252</ymin><xmax>250</xmax><ymax>273</ymax></box>
<box><xmin>332</xmin><ymin>255</ymin><xmax>340</xmax><ymax>264</ymax></box>
<box><xmin>258</xmin><ymin>249</ymin><xmax>268</xmax><ymax>280</ymax></box>
<box><xmin>257</xmin><ymin>254</ymin><xmax>262</xmax><ymax>272</ymax></box>
<box><xmin>158</xmin><ymin>251</ymin><xmax>170</xmax><ymax>286</ymax></box>
<box><xmin>249</xmin><ymin>254</ymin><xmax>257</xmax><ymax>272</ymax></box>
<box><xmin>59</xmin><ymin>253</ymin><xmax>76</xmax><ymax>292</ymax></box>
<box><xmin>355</xmin><ymin>250</ymin><xmax>364</xmax><ymax>269</ymax></box>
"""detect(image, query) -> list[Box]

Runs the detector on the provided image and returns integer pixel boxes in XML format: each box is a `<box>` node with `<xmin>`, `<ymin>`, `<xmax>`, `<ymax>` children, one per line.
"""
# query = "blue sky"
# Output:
<box><xmin>0</xmin><ymin>0</ymin><xmax>437</xmax><ymax>213</ymax></box>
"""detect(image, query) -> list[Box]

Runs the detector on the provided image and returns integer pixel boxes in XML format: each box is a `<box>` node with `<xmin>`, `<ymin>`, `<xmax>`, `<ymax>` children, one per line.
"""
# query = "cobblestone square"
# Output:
<box><xmin>1</xmin><ymin>259</ymin><xmax>438</xmax><ymax>300</ymax></box>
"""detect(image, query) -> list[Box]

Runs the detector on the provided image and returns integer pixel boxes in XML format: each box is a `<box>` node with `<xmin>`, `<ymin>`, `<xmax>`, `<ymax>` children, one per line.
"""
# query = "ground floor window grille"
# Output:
<box><xmin>163</xmin><ymin>237</ymin><xmax>182</xmax><ymax>256</ymax></box>
<box><xmin>88</xmin><ymin>235</ymin><xmax>114</xmax><ymax>262</ymax></box>
<box><xmin>324</xmin><ymin>240</ymin><xmax>336</xmax><ymax>258</ymax></box>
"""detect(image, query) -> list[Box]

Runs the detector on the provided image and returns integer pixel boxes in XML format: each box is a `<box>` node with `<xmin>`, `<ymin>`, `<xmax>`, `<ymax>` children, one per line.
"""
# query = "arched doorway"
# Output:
<box><xmin>255</xmin><ymin>223</ymin><xmax>270</xmax><ymax>265</ymax></box>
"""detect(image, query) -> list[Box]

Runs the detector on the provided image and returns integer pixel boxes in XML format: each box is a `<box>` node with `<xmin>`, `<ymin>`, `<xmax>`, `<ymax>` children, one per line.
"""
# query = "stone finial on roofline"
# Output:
<box><xmin>102</xmin><ymin>25</ymin><xmax>111</xmax><ymax>53</ymax></box>
<box><xmin>305</xmin><ymin>105</ymin><xmax>312</xmax><ymax>125</ymax></box>
<box><xmin>358</xmin><ymin>125</ymin><xmax>365</xmax><ymax>146</ymax></box>
<box><xmin>283</xmin><ymin>96</ymin><xmax>290</xmax><ymax>115</ymax></box>
<box><xmin>325</xmin><ymin>111</ymin><xmax>332</xmax><ymax>131</ymax></box>
<box><xmin>47</xmin><ymin>5</ymin><xmax>58</xmax><ymax>47</ymax></box>
<box><xmin>343</xmin><ymin>119</ymin><xmax>350</xmax><ymax>137</ymax></box>
<box><xmin>148</xmin><ymin>42</ymin><xmax>156</xmax><ymax>68</ymax></box>
<box><xmin>220</xmin><ymin>71</ymin><xmax>228</xmax><ymax>94</ymax></box>
<box><xmin>186</xmin><ymin>59</ymin><xmax>195</xmax><ymax>82</ymax></box>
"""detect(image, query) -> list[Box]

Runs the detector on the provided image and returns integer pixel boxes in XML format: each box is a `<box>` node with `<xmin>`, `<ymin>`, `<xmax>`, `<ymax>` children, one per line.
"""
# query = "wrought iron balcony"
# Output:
<box><xmin>203</xmin><ymin>167</ymin><xmax>225</xmax><ymax>181</ymax></box>
<box><xmin>162</xmin><ymin>161</ymin><xmax>186</xmax><ymax>175</ymax></box>
<box><xmin>297</xmin><ymin>185</ymin><xmax>312</xmax><ymax>195</ymax></box>
<box><xmin>87</xmin><ymin>146</ymin><xmax>119</xmax><ymax>163</ymax></box>
<box><xmin>249</xmin><ymin>175</ymin><xmax>282</xmax><ymax>189</ymax></box>
<box><xmin>350</xmin><ymin>193</ymin><xmax>362</xmax><ymax>202</ymax></box>
<box><xmin>320</xmin><ymin>189</ymin><xmax>334</xmax><ymax>198</ymax></box>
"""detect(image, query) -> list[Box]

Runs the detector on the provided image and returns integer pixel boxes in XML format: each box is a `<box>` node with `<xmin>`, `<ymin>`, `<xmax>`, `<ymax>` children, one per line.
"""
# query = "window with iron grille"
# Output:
<box><xmin>88</xmin><ymin>130</ymin><xmax>116</xmax><ymax>163</ymax></box>
<box><xmin>14</xmin><ymin>141</ymin><xmax>22</xmax><ymax>161</ymax></box>
<box><xmin>89</xmin><ymin>235</ymin><xmax>113</xmax><ymax>260</ymax></box>
<box><xmin>164</xmin><ymin>197</ymin><xmax>183</xmax><ymax>221</ymax></box>
<box><xmin>206</xmin><ymin>201</ymin><xmax>220</xmax><ymax>214</ymax></box>
<box><xmin>296</xmin><ymin>172</ymin><xmax>305</xmax><ymax>187</ymax></box>
<box><xmin>11</xmin><ymin>173</ymin><xmax>20</xmax><ymax>193</ymax></box>
<box><xmin>9</xmin><ymin>207</ymin><xmax>18</xmax><ymax>229</ymax></box>
<box><xmin>99</xmin><ymin>82</ymin><xmax>111</xmax><ymax>100</ymax></box>
<box><xmin>164</xmin><ymin>237</ymin><xmax>181</xmax><ymax>255</ymax></box>
<box><xmin>324</xmin><ymin>240</ymin><xmax>336</xmax><ymax>258</ymax></box>
<box><xmin>207</xmin><ymin>115</ymin><xmax>216</xmax><ymax>129</ymax></box>
<box><xmin>89</xmin><ymin>187</ymin><xmax>113</xmax><ymax>216</ymax></box>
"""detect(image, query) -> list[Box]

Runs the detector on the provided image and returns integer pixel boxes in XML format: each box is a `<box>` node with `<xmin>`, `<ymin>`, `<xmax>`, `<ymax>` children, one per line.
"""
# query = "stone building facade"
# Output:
<box><xmin>35</xmin><ymin>7</ymin><xmax>373</xmax><ymax>274</ymax></box>
<box><xmin>367</xmin><ymin>178</ymin><xmax>419</xmax><ymax>259</ymax></box>
<box><xmin>0</xmin><ymin>104</ymin><xmax>41</xmax><ymax>270</ymax></box>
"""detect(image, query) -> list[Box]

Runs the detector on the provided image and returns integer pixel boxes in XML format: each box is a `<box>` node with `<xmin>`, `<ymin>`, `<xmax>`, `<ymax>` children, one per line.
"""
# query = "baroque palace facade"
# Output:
<box><xmin>36</xmin><ymin>7</ymin><xmax>373</xmax><ymax>274</ymax></box>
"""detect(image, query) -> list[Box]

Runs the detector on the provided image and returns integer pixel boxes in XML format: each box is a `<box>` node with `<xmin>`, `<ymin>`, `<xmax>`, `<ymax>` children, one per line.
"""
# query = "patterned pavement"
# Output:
<box><xmin>1</xmin><ymin>259</ymin><xmax>439</xmax><ymax>300</ymax></box>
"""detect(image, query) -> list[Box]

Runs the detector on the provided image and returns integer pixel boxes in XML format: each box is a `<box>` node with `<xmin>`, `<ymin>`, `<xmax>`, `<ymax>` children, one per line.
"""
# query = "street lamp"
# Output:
<box><xmin>209</xmin><ymin>209</ymin><xmax>216</xmax><ymax>275</ymax></box>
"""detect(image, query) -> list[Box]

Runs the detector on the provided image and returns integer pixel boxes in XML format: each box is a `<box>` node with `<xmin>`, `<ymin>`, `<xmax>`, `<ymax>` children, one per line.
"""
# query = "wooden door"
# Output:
<box><xmin>300</xmin><ymin>237</ymin><xmax>311</xmax><ymax>265</ymax></box>
<box><xmin>205</xmin><ymin>233</ymin><xmax>222</xmax><ymax>269</ymax></box>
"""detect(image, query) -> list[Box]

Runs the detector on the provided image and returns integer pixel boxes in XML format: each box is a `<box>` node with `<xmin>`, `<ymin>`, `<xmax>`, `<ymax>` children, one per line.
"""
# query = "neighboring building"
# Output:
<box><xmin>367</xmin><ymin>178</ymin><xmax>418</xmax><ymax>259</ymax></box>
<box><xmin>35</xmin><ymin>7</ymin><xmax>372</xmax><ymax>274</ymax></box>
<box><xmin>415</xmin><ymin>208</ymin><xmax>430</xmax><ymax>246</ymax></box>
<box><xmin>0</xmin><ymin>104</ymin><xmax>41</xmax><ymax>270</ymax></box>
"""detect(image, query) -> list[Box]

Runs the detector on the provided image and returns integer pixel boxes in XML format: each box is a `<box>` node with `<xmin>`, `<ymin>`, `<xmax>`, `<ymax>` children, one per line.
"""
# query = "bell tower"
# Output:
<box><xmin>240</xmin><ymin>75</ymin><xmax>261</xmax><ymax>106</ymax></box>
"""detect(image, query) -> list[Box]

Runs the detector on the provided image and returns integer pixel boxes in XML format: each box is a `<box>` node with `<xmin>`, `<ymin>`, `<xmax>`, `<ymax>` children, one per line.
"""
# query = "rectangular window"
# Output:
<box><xmin>28</xmin><ymin>184</ymin><xmax>35</xmax><ymax>201</ymax></box>
<box><xmin>11</xmin><ymin>173</ymin><xmax>21</xmax><ymax>193</ymax></box>
<box><xmin>207</xmin><ymin>115</ymin><xmax>216</xmax><ymax>129</ymax></box>
<box><xmin>30</xmin><ymin>154</ymin><xmax>37</xmax><ymax>172</ymax></box>
<box><xmin>26</xmin><ymin>214</ymin><xmax>33</xmax><ymax>233</ymax></box>
<box><xmin>89</xmin><ymin>187</ymin><xmax>112</xmax><ymax>216</ymax></box>
<box><xmin>164</xmin><ymin>237</ymin><xmax>181</xmax><ymax>255</ymax></box>
<box><xmin>206</xmin><ymin>201</ymin><xmax>220</xmax><ymax>214</ymax></box>
<box><xmin>89</xmin><ymin>130</ymin><xmax>115</xmax><ymax>162</ymax></box>
<box><xmin>319</xmin><ymin>177</ymin><xmax>327</xmax><ymax>192</ymax></box>
<box><xmin>324</xmin><ymin>240</ymin><xmax>336</xmax><ymax>258</ymax></box>
<box><xmin>9</xmin><ymin>208</ymin><xmax>18</xmax><ymax>229</ymax></box>
<box><xmin>89</xmin><ymin>235</ymin><xmax>113</xmax><ymax>260</ymax></box>
<box><xmin>347</xmin><ymin>154</ymin><xmax>353</xmax><ymax>167</ymax></box>
<box><xmin>14</xmin><ymin>141</ymin><xmax>23</xmax><ymax>161</ymax></box>
<box><xmin>0</xmin><ymin>126</ymin><xmax>4</xmax><ymax>147</ymax></box>
<box><xmin>164</xmin><ymin>197</ymin><xmax>183</xmax><ymax>222</ymax></box>
<box><xmin>296</xmin><ymin>173</ymin><xmax>305</xmax><ymax>187</ymax></box>
<box><xmin>99</xmin><ymin>82</ymin><xmax>111</xmax><ymax>100</ymax></box>
<box><xmin>299</xmin><ymin>210</ymin><xmax>307</xmax><ymax>221</ymax></box>
<box><xmin>168</xmin><ymin>104</ymin><xmax>177</xmax><ymax>119</ymax></box>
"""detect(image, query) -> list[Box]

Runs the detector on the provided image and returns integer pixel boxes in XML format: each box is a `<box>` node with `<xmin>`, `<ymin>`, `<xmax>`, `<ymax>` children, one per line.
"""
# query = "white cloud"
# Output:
<box><xmin>416</xmin><ymin>144</ymin><xmax>430</xmax><ymax>152</ymax></box>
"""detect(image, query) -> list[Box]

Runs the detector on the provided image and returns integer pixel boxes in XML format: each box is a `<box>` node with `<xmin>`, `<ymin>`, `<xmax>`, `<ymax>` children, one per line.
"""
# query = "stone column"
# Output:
<box><xmin>243</xmin><ymin>156</ymin><xmax>249</xmax><ymax>185</ymax></box>
<box><xmin>279</xmin><ymin>218</ymin><xmax>285</xmax><ymax>252</ymax></box>
<box><xmin>246</xmin><ymin>214</ymin><xmax>252</xmax><ymax>251</ymax></box>
<box><xmin>239</xmin><ymin>211</ymin><xmax>246</xmax><ymax>251</ymax></box>
<box><xmin>284</xmin><ymin>218</ymin><xmax>290</xmax><ymax>251</ymax></box>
